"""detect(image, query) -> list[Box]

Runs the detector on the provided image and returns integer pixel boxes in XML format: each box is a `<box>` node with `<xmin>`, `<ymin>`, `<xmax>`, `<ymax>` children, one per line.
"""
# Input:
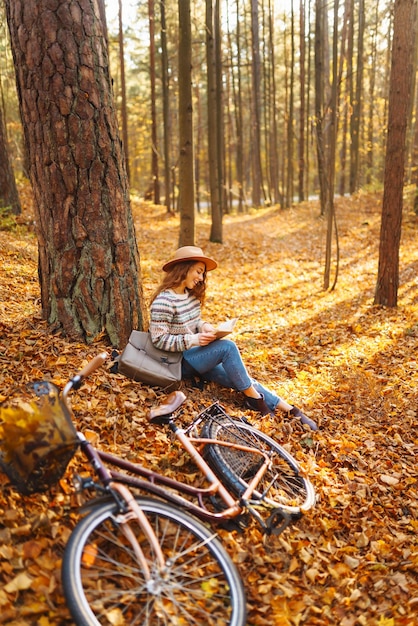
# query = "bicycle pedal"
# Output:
<box><xmin>219</xmin><ymin>518</ymin><xmax>248</xmax><ymax>534</ymax></box>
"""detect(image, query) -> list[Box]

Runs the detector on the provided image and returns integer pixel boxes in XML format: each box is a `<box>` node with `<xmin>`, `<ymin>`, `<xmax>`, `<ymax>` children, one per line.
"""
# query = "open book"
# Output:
<box><xmin>214</xmin><ymin>318</ymin><xmax>238</xmax><ymax>339</ymax></box>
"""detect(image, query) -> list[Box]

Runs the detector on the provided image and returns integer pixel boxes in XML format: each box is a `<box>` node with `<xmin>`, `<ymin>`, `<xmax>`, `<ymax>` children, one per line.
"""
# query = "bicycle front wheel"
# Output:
<box><xmin>62</xmin><ymin>496</ymin><xmax>246</xmax><ymax>626</ymax></box>
<box><xmin>201</xmin><ymin>417</ymin><xmax>315</xmax><ymax>515</ymax></box>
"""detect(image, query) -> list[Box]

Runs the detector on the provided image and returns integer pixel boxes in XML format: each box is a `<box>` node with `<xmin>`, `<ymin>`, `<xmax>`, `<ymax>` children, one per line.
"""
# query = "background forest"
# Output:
<box><xmin>2</xmin><ymin>0</ymin><xmax>418</xmax><ymax>208</ymax></box>
<box><xmin>104</xmin><ymin>0</ymin><xmax>418</xmax><ymax>208</ymax></box>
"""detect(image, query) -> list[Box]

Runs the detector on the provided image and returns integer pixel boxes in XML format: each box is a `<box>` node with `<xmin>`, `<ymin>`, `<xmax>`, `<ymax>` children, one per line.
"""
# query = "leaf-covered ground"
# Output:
<box><xmin>1</xmin><ymin>189</ymin><xmax>418</xmax><ymax>625</ymax></box>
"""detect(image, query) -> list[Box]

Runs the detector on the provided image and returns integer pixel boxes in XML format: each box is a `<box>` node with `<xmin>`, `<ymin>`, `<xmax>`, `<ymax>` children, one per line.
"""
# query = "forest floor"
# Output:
<box><xmin>0</xmin><ymin>186</ymin><xmax>418</xmax><ymax>626</ymax></box>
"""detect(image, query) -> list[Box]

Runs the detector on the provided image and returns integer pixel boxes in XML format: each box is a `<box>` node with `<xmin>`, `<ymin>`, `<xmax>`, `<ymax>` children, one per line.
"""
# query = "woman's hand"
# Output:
<box><xmin>198</xmin><ymin>331</ymin><xmax>217</xmax><ymax>345</ymax></box>
<box><xmin>201</xmin><ymin>322</ymin><xmax>216</xmax><ymax>333</ymax></box>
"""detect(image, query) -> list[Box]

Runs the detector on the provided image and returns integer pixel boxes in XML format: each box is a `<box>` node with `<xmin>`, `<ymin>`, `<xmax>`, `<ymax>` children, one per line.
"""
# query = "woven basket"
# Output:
<box><xmin>0</xmin><ymin>382</ymin><xmax>79</xmax><ymax>495</ymax></box>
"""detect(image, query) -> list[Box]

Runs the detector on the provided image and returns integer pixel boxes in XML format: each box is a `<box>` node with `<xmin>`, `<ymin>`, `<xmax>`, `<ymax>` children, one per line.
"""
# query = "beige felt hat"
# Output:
<box><xmin>162</xmin><ymin>246</ymin><xmax>217</xmax><ymax>272</ymax></box>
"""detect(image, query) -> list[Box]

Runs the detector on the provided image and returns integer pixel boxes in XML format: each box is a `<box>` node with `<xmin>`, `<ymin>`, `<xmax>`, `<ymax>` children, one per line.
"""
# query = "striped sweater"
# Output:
<box><xmin>150</xmin><ymin>290</ymin><xmax>205</xmax><ymax>352</ymax></box>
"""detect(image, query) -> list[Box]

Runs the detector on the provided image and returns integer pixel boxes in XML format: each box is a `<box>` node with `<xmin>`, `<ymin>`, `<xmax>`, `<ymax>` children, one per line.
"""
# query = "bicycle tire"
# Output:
<box><xmin>62</xmin><ymin>496</ymin><xmax>246</xmax><ymax>626</ymax></box>
<box><xmin>201</xmin><ymin>417</ymin><xmax>315</xmax><ymax>515</ymax></box>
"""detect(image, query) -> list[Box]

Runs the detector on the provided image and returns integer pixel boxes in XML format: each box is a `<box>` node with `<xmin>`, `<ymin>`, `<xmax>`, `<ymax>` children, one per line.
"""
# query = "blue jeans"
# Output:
<box><xmin>182</xmin><ymin>339</ymin><xmax>281</xmax><ymax>412</ymax></box>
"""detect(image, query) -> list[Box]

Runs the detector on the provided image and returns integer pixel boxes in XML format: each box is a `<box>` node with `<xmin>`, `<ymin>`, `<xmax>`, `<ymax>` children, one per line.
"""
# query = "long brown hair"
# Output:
<box><xmin>150</xmin><ymin>261</ymin><xmax>208</xmax><ymax>304</ymax></box>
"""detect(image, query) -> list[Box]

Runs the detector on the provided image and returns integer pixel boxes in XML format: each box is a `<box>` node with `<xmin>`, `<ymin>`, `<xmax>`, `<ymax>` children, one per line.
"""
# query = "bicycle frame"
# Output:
<box><xmin>79</xmin><ymin>423</ymin><xmax>275</xmax><ymax>527</ymax></box>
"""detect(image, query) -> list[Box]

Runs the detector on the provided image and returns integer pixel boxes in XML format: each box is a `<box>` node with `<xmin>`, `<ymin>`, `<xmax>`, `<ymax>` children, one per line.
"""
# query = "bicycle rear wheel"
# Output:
<box><xmin>62</xmin><ymin>496</ymin><xmax>246</xmax><ymax>626</ymax></box>
<box><xmin>201</xmin><ymin>416</ymin><xmax>315</xmax><ymax>515</ymax></box>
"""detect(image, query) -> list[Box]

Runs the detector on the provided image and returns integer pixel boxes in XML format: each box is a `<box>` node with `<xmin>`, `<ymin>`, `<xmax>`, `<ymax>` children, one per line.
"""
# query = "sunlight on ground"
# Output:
<box><xmin>133</xmin><ymin>197</ymin><xmax>418</xmax><ymax>423</ymax></box>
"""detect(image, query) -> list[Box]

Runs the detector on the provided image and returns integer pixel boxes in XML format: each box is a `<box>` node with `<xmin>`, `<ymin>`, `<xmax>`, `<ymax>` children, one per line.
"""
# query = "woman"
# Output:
<box><xmin>149</xmin><ymin>246</ymin><xmax>317</xmax><ymax>431</ymax></box>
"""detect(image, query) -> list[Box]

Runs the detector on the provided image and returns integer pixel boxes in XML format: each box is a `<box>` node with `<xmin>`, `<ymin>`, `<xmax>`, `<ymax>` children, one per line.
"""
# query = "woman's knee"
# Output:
<box><xmin>219</xmin><ymin>338</ymin><xmax>240</xmax><ymax>356</ymax></box>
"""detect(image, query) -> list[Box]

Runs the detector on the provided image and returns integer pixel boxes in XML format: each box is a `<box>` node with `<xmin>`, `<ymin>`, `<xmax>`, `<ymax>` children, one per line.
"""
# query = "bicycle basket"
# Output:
<box><xmin>0</xmin><ymin>382</ymin><xmax>79</xmax><ymax>495</ymax></box>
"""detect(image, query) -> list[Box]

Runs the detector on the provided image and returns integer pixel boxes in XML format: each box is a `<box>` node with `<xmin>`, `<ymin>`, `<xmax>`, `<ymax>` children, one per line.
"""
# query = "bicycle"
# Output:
<box><xmin>0</xmin><ymin>353</ymin><xmax>315</xmax><ymax>626</ymax></box>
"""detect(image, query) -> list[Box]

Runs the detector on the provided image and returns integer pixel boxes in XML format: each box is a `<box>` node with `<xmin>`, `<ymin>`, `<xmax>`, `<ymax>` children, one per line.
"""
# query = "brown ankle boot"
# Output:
<box><xmin>244</xmin><ymin>394</ymin><xmax>274</xmax><ymax>416</ymax></box>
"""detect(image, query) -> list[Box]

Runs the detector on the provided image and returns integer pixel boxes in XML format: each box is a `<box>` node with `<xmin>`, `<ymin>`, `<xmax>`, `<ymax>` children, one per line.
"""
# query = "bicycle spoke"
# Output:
<box><xmin>63</xmin><ymin>497</ymin><xmax>246</xmax><ymax>625</ymax></box>
<box><xmin>201</xmin><ymin>411</ymin><xmax>315</xmax><ymax>515</ymax></box>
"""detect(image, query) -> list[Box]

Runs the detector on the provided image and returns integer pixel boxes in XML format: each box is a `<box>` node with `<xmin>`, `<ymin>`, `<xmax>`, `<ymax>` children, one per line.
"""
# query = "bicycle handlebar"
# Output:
<box><xmin>62</xmin><ymin>352</ymin><xmax>109</xmax><ymax>400</ymax></box>
<box><xmin>77</xmin><ymin>352</ymin><xmax>109</xmax><ymax>379</ymax></box>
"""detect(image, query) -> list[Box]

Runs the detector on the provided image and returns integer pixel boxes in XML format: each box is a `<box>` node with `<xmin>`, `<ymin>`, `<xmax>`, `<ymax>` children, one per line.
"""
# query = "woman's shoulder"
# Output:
<box><xmin>152</xmin><ymin>289</ymin><xmax>194</xmax><ymax>306</ymax></box>
<box><xmin>154</xmin><ymin>289</ymin><xmax>183</xmax><ymax>301</ymax></box>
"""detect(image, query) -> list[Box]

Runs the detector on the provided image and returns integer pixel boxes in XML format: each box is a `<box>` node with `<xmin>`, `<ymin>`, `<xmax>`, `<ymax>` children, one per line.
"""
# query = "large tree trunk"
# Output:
<box><xmin>375</xmin><ymin>0</ymin><xmax>417</xmax><ymax>307</ymax></box>
<box><xmin>5</xmin><ymin>0</ymin><xmax>146</xmax><ymax>346</ymax></box>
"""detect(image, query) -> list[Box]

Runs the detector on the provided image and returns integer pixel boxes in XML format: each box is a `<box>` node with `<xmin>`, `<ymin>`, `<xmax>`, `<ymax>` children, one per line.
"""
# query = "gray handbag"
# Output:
<box><xmin>118</xmin><ymin>330</ymin><xmax>183</xmax><ymax>389</ymax></box>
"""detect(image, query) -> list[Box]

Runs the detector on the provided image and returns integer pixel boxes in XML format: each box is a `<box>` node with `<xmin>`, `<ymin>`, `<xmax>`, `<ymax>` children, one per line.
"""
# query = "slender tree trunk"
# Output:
<box><xmin>286</xmin><ymin>1</ymin><xmax>295</xmax><ymax>208</ymax></box>
<box><xmin>314</xmin><ymin>0</ymin><xmax>327</xmax><ymax>216</ymax></box>
<box><xmin>250</xmin><ymin>0</ymin><xmax>263</xmax><ymax>206</ymax></box>
<box><xmin>267</xmin><ymin>0</ymin><xmax>281</xmax><ymax>205</ymax></box>
<box><xmin>149</xmin><ymin>0</ymin><xmax>159</xmax><ymax>204</ymax></box>
<box><xmin>261</xmin><ymin>0</ymin><xmax>270</xmax><ymax>204</ymax></box>
<box><xmin>305</xmin><ymin>0</ymin><xmax>313</xmax><ymax>202</ymax></box>
<box><xmin>324</xmin><ymin>0</ymin><xmax>340</xmax><ymax>290</ymax></box>
<box><xmin>375</xmin><ymin>0</ymin><xmax>417</xmax><ymax>306</ymax></box>
<box><xmin>215</xmin><ymin>0</ymin><xmax>225</xmax><ymax>221</ymax></box>
<box><xmin>160</xmin><ymin>0</ymin><xmax>172</xmax><ymax>213</ymax></box>
<box><xmin>178</xmin><ymin>0</ymin><xmax>195</xmax><ymax>246</ymax></box>
<box><xmin>118</xmin><ymin>0</ymin><xmax>130</xmax><ymax>183</ymax></box>
<box><xmin>338</xmin><ymin>0</ymin><xmax>352</xmax><ymax>196</ymax></box>
<box><xmin>206</xmin><ymin>0</ymin><xmax>222</xmax><ymax>242</ymax></box>
<box><xmin>194</xmin><ymin>81</ymin><xmax>202</xmax><ymax>214</ymax></box>
<box><xmin>298</xmin><ymin>0</ymin><xmax>306</xmax><ymax>202</ymax></box>
<box><xmin>234</xmin><ymin>0</ymin><xmax>245</xmax><ymax>212</ymax></box>
<box><xmin>349</xmin><ymin>0</ymin><xmax>365</xmax><ymax>193</ymax></box>
<box><xmin>5</xmin><ymin>0</ymin><xmax>145</xmax><ymax>346</ymax></box>
<box><xmin>225</xmin><ymin>69</ymin><xmax>233</xmax><ymax>214</ymax></box>
<box><xmin>366</xmin><ymin>2</ymin><xmax>378</xmax><ymax>185</ymax></box>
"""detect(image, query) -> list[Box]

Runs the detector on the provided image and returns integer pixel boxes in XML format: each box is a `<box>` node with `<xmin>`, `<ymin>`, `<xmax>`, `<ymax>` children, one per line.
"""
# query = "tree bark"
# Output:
<box><xmin>298</xmin><ymin>0</ymin><xmax>306</xmax><ymax>203</ymax></box>
<box><xmin>286</xmin><ymin>1</ymin><xmax>295</xmax><ymax>208</ymax></box>
<box><xmin>324</xmin><ymin>0</ymin><xmax>340</xmax><ymax>291</ymax></box>
<box><xmin>206</xmin><ymin>0</ymin><xmax>222</xmax><ymax>243</ymax></box>
<box><xmin>349</xmin><ymin>0</ymin><xmax>365</xmax><ymax>193</ymax></box>
<box><xmin>250</xmin><ymin>0</ymin><xmax>263</xmax><ymax>207</ymax></box>
<box><xmin>178</xmin><ymin>0</ymin><xmax>195</xmax><ymax>246</ymax></box>
<box><xmin>160</xmin><ymin>0</ymin><xmax>172</xmax><ymax>212</ymax></box>
<box><xmin>375</xmin><ymin>0</ymin><xmax>417</xmax><ymax>307</ymax></box>
<box><xmin>149</xmin><ymin>0</ymin><xmax>159</xmax><ymax>204</ymax></box>
<box><xmin>231</xmin><ymin>0</ymin><xmax>245</xmax><ymax>213</ymax></box>
<box><xmin>314</xmin><ymin>0</ymin><xmax>328</xmax><ymax>216</ymax></box>
<box><xmin>5</xmin><ymin>0</ymin><xmax>146</xmax><ymax>346</ymax></box>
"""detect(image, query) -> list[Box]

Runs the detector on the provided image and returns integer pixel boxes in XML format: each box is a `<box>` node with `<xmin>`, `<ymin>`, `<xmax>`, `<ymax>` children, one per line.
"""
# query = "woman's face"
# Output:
<box><xmin>184</xmin><ymin>262</ymin><xmax>206</xmax><ymax>291</ymax></box>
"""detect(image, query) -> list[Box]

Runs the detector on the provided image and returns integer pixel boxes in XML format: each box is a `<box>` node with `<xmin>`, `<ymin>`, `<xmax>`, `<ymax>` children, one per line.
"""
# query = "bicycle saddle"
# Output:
<box><xmin>149</xmin><ymin>390</ymin><xmax>187</xmax><ymax>424</ymax></box>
